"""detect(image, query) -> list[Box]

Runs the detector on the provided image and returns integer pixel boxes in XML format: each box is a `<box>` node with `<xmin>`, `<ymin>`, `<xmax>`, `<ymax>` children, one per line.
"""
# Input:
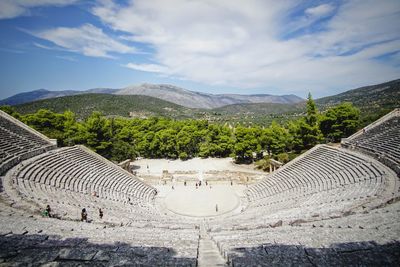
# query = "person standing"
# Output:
<box><xmin>99</xmin><ymin>208</ymin><xmax>103</xmax><ymax>219</ymax></box>
<box><xmin>43</xmin><ymin>205</ymin><xmax>51</xmax><ymax>217</ymax></box>
<box><xmin>81</xmin><ymin>208</ymin><xmax>88</xmax><ymax>222</ymax></box>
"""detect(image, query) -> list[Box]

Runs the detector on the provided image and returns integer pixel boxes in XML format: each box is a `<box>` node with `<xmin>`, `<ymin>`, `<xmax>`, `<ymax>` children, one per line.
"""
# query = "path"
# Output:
<box><xmin>197</xmin><ymin>223</ymin><xmax>228</xmax><ymax>267</ymax></box>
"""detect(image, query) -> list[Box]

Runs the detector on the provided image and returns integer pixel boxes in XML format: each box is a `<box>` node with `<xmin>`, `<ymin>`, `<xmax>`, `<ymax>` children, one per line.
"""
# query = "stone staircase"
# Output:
<box><xmin>197</xmin><ymin>223</ymin><xmax>227</xmax><ymax>267</ymax></box>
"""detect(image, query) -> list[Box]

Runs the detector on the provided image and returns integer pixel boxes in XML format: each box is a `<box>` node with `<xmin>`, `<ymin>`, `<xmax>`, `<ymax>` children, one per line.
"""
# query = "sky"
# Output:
<box><xmin>0</xmin><ymin>0</ymin><xmax>399</xmax><ymax>100</ymax></box>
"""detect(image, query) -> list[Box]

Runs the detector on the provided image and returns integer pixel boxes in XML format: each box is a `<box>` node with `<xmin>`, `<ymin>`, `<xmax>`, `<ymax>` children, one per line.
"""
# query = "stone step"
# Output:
<box><xmin>198</xmin><ymin>224</ymin><xmax>227</xmax><ymax>267</ymax></box>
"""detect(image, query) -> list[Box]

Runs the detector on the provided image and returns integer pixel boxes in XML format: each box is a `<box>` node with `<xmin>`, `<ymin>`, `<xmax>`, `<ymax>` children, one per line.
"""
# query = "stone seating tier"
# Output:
<box><xmin>4</xmin><ymin>145</ymin><xmax>161</xmax><ymax>226</ymax></box>
<box><xmin>207</xmin><ymin>201</ymin><xmax>400</xmax><ymax>267</ymax></box>
<box><xmin>203</xmin><ymin>144</ymin><xmax>397</xmax><ymax>232</ymax></box>
<box><xmin>13</xmin><ymin>146</ymin><xmax>157</xmax><ymax>202</ymax></box>
<box><xmin>0</xmin><ymin>200</ymin><xmax>199</xmax><ymax>266</ymax></box>
<box><xmin>1</xmin><ymin>109</ymin><xmax>399</xmax><ymax>266</ymax></box>
<box><xmin>0</xmin><ymin>112</ymin><xmax>56</xmax><ymax>175</ymax></box>
<box><xmin>342</xmin><ymin>110</ymin><xmax>400</xmax><ymax>174</ymax></box>
<box><xmin>246</xmin><ymin>145</ymin><xmax>389</xmax><ymax>203</ymax></box>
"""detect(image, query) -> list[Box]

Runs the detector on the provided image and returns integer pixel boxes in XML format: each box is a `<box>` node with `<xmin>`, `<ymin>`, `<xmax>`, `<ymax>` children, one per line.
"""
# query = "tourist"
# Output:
<box><xmin>46</xmin><ymin>205</ymin><xmax>51</xmax><ymax>217</ymax></box>
<box><xmin>99</xmin><ymin>208</ymin><xmax>103</xmax><ymax>219</ymax></box>
<box><xmin>215</xmin><ymin>204</ymin><xmax>218</xmax><ymax>212</ymax></box>
<box><xmin>43</xmin><ymin>204</ymin><xmax>51</xmax><ymax>217</ymax></box>
<box><xmin>205</xmin><ymin>181</ymin><xmax>208</xmax><ymax>186</ymax></box>
<box><xmin>81</xmin><ymin>208</ymin><xmax>88</xmax><ymax>222</ymax></box>
<box><xmin>184</xmin><ymin>181</ymin><xmax>187</xmax><ymax>186</ymax></box>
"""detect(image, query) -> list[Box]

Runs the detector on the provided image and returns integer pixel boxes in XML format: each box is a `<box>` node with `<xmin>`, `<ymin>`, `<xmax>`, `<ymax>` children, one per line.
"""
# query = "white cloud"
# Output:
<box><xmin>92</xmin><ymin>0</ymin><xmax>400</xmax><ymax>95</ymax></box>
<box><xmin>0</xmin><ymin>0</ymin><xmax>77</xmax><ymax>19</ymax></box>
<box><xmin>32</xmin><ymin>24</ymin><xmax>136</xmax><ymax>58</ymax></box>
<box><xmin>125</xmin><ymin>63</ymin><xmax>169</xmax><ymax>74</ymax></box>
<box><xmin>305</xmin><ymin>3</ymin><xmax>334</xmax><ymax>18</ymax></box>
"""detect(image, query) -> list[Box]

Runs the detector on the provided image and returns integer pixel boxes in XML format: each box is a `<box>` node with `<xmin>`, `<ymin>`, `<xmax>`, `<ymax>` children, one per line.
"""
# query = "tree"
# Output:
<box><xmin>306</xmin><ymin>92</ymin><xmax>318</xmax><ymax>126</ymax></box>
<box><xmin>179</xmin><ymin>151</ymin><xmax>188</xmax><ymax>160</ymax></box>
<box><xmin>22</xmin><ymin>109</ymin><xmax>65</xmax><ymax>143</ymax></box>
<box><xmin>255</xmin><ymin>156</ymin><xmax>271</xmax><ymax>172</ymax></box>
<box><xmin>152</xmin><ymin>128</ymin><xmax>178</xmax><ymax>158</ymax></box>
<box><xmin>62</xmin><ymin>110</ymin><xmax>81</xmax><ymax>146</ymax></box>
<box><xmin>233</xmin><ymin>126</ymin><xmax>259</xmax><ymax>162</ymax></box>
<box><xmin>277</xmin><ymin>152</ymin><xmax>289</xmax><ymax>163</ymax></box>
<box><xmin>303</xmin><ymin>93</ymin><xmax>323</xmax><ymax>148</ymax></box>
<box><xmin>0</xmin><ymin>105</ymin><xmax>21</xmax><ymax>119</ymax></box>
<box><xmin>111</xmin><ymin>140</ymin><xmax>137</xmax><ymax>162</ymax></box>
<box><xmin>319</xmin><ymin>102</ymin><xmax>360</xmax><ymax>142</ymax></box>
<box><xmin>176</xmin><ymin>125</ymin><xmax>199</xmax><ymax>158</ymax></box>
<box><xmin>83</xmin><ymin>112</ymin><xmax>112</xmax><ymax>157</ymax></box>
<box><xmin>261</xmin><ymin>121</ymin><xmax>290</xmax><ymax>155</ymax></box>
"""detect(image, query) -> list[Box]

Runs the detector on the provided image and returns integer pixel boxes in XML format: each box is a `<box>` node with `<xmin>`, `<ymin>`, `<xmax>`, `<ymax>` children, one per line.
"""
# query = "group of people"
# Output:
<box><xmin>195</xmin><ymin>180</ymin><xmax>210</xmax><ymax>189</ymax></box>
<box><xmin>42</xmin><ymin>205</ymin><xmax>104</xmax><ymax>222</ymax></box>
<box><xmin>81</xmin><ymin>208</ymin><xmax>103</xmax><ymax>222</ymax></box>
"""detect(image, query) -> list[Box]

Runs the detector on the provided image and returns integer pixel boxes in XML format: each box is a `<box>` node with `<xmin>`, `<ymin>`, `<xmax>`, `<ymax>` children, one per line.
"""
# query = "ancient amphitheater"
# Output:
<box><xmin>0</xmin><ymin>109</ymin><xmax>399</xmax><ymax>266</ymax></box>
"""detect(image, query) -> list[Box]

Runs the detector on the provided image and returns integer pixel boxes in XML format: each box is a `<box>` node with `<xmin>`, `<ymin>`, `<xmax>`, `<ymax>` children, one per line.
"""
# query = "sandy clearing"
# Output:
<box><xmin>160</xmin><ymin>184</ymin><xmax>244</xmax><ymax>217</ymax></box>
<box><xmin>132</xmin><ymin>157</ymin><xmax>264</xmax><ymax>176</ymax></box>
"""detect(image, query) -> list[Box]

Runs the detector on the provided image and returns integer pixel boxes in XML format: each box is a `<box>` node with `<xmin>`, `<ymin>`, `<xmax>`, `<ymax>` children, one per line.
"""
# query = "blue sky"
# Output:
<box><xmin>0</xmin><ymin>0</ymin><xmax>399</xmax><ymax>100</ymax></box>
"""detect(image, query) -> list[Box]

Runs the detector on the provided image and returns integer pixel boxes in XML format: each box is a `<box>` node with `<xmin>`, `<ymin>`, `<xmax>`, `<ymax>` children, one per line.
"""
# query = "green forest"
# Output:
<box><xmin>1</xmin><ymin>95</ymin><xmax>360</xmax><ymax>167</ymax></box>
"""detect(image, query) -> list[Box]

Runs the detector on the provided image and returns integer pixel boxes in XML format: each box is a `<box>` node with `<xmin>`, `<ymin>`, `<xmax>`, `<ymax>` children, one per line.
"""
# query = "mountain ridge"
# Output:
<box><xmin>8</xmin><ymin>78</ymin><xmax>399</xmax><ymax>125</ymax></box>
<box><xmin>115</xmin><ymin>83</ymin><xmax>304</xmax><ymax>108</ymax></box>
<box><xmin>2</xmin><ymin>79</ymin><xmax>399</xmax><ymax>115</ymax></box>
<box><xmin>0</xmin><ymin>83</ymin><xmax>303</xmax><ymax>108</ymax></box>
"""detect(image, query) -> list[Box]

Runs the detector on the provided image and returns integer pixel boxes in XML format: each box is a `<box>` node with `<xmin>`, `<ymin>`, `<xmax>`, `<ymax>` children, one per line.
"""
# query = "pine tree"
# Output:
<box><xmin>291</xmin><ymin>93</ymin><xmax>323</xmax><ymax>151</ymax></box>
<box><xmin>306</xmin><ymin>92</ymin><xmax>318</xmax><ymax>126</ymax></box>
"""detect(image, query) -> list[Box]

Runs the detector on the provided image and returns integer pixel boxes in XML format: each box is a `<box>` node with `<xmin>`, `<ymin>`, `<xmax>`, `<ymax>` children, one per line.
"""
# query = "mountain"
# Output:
<box><xmin>209</xmin><ymin>102</ymin><xmax>305</xmax><ymax>125</ymax></box>
<box><xmin>316</xmin><ymin>79</ymin><xmax>400</xmax><ymax>120</ymax></box>
<box><xmin>0</xmin><ymin>89</ymin><xmax>79</xmax><ymax>106</ymax></box>
<box><xmin>85</xmin><ymin>88</ymin><xmax>119</xmax><ymax>94</ymax></box>
<box><xmin>3</xmin><ymin>79</ymin><xmax>399</xmax><ymax>124</ymax></box>
<box><xmin>214</xmin><ymin>102</ymin><xmax>304</xmax><ymax>114</ymax></box>
<box><xmin>218</xmin><ymin>93</ymin><xmax>303</xmax><ymax>105</ymax></box>
<box><xmin>1</xmin><ymin>84</ymin><xmax>303</xmax><ymax>108</ymax></box>
<box><xmin>116</xmin><ymin>83</ymin><xmax>221</xmax><ymax>109</ymax></box>
<box><xmin>13</xmin><ymin>94</ymin><xmax>196</xmax><ymax>119</ymax></box>
<box><xmin>12</xmin><ymin>93</ymin><xmax>305</xmax><ymax>125</ymax></box>
<box><xmin>9</xmin><ymin>79</ymin><xmax>400</xmax><ymax>125</ymax></box>
<box><xmin>0</xmin><ymin>88</ymin><xmax>118</xmax><ymax>106</ymax></box>
<box><xmin>116</xmin><ymin>83</ymin><xmax>303</xmax><ymax>109</ymax></box>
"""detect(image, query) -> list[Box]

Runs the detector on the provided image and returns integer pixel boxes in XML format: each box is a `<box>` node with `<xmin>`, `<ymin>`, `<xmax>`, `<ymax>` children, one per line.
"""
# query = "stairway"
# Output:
<box><xmin>197</xmin><ymin>223</ymin><xmax>228</xmax><ymax>267</ymax></box>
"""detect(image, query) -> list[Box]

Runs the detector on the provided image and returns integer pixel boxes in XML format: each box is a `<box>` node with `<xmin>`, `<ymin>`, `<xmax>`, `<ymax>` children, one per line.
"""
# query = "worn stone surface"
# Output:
<box><xmin>1</xmin><ymin>105</ymin><xmax>400</xmax><ymax>266</ymax></box>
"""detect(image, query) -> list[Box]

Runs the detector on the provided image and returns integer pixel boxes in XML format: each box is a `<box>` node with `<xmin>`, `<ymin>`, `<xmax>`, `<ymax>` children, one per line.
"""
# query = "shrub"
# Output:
<box><xmin>179</xmin><ymin>151</ymin><xmax>188</xmax><ymax>160</ymax></box>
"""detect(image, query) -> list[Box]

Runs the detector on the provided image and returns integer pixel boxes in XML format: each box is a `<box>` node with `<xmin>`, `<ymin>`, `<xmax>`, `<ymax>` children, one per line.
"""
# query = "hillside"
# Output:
<box><xmin>13</xmin><ymin>94</ymin><xmax>196</xmax><ymax>119</ymax></box>
<box><xmin>1</xmin><ymin>83</ymin><xmax>303</xmax><ymax>109</ymax></box>
<box><xmin>0</xmin><ymin>88</ymin><xmax>118</xmax><ymax>106</ymax></box>
<box><xmin>7</xmin><ymin>79</ymin><xmax>400</xmax><ymax>125</ymax></box>
<box><xmin>0</xmin><ymin>89</ymin><xmax>79</xmax><ymax>106</ymax></box>
<box><xmin>117</xmin><ymin>84</ymin><xmax>303</xmax><ymax>108</ymax></box>
<box><xmin>12</xmin><ymin>93</ymin><xmax>302</xmax><ymax>124</ymax></box>
<box><xmin>316</xmin><ymin>79</ymin><xmax>400</xmax><ymax>122</ymax></box>
<box><xmin>208</xmin><ymin>102</ymin><xmax>305</xmax><ymax>125</ymax></box>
